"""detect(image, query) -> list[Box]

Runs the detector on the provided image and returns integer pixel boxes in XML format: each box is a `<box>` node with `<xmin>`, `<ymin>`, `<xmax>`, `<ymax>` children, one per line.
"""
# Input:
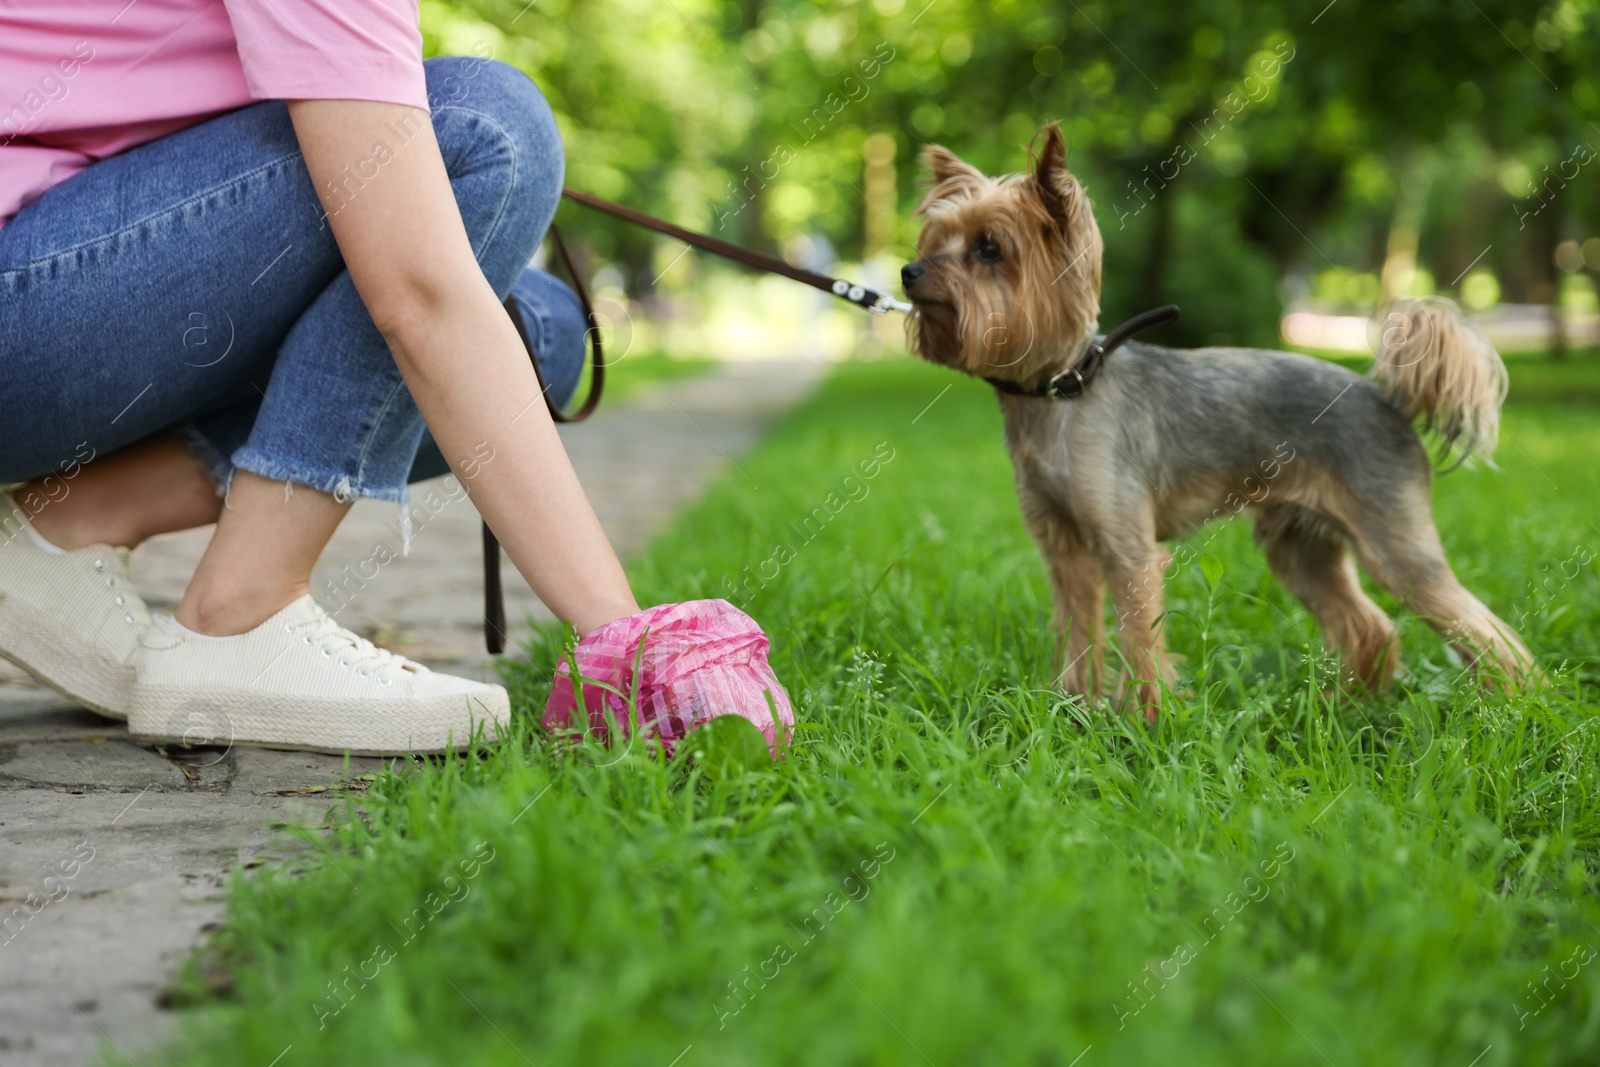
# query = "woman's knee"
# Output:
<box><xmin>424</xmin><ymin>55</ymin><xmax>564</xmax><ymax>267</ymax></box>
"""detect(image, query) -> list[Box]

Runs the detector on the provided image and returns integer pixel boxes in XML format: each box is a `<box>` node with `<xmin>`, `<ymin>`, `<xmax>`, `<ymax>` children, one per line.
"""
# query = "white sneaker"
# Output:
<box><xmin>129</xmin><ymin>595</ymin><xmax>510</xmax><ymax>756</ymax></box>
<box><xmin>0</xmin><ymin>494</ymin><xmax>150</xmax><ymax>719</ymax></box>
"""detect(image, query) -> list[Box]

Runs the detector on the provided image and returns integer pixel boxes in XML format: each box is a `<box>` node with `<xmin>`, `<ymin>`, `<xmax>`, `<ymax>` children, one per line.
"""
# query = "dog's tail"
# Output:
<box><xmin>1370</xmin><ymin>296</ymin><xmax>1509</xmax><ymax>468</ymax></box>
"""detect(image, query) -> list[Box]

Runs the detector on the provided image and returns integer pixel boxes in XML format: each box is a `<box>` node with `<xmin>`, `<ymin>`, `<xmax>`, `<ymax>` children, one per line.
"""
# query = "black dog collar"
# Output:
<box><xmin>985</xmin><ymin>304</ymin><xmax>1180</xmax><ymax>400</ymax></box>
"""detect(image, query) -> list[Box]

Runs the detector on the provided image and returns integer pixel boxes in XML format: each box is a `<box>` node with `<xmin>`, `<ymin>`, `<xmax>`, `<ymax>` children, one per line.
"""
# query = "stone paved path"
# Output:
<box><xmin>0</xmin><ymin>359</ymin><xmax>824</xmax><ymax>1066</ymax></box>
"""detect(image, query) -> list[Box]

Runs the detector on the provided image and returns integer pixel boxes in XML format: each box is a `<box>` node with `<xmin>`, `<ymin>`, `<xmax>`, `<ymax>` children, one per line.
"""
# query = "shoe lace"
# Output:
<box><xmin>287</xmin><ymin>607</ymin><xmax>422</xmax><ymax>684</ymax></box>
<box><xmin>95</xmin><ymin>547</ymin><xmax>152</xmax><ymax>627</ymax></box>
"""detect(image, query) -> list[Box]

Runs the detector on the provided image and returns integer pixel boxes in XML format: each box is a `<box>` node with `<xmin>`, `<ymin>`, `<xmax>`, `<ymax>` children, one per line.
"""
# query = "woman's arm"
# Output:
<box><xmin>287</xmin><ymin>98</ymin><xmax>638</xmax><ymax>634</ymax></box>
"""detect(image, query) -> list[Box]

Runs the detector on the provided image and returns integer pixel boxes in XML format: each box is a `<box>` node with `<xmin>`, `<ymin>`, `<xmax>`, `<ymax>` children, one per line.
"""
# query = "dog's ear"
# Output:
<box><xmin>924</xmin><ymin>144</ymin><xmax>983</xmax><ymax>185</ymax></box>
<box><xmin>918</xmin><ymin>145</ymin><xmax>985</xmax><ymax>209</ymax></box>
<box><xmin>1029</xmin><ymin>122</ymin><xmax>1073</xmax><ymax>231</ymax></box>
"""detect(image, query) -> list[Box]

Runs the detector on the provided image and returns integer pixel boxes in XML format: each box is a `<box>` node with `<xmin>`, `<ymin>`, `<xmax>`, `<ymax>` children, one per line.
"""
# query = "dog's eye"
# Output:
<box><xmin>973</xmin><ymin>237</ymin><xmax>1002</xmax><ymax>263</ymax></box>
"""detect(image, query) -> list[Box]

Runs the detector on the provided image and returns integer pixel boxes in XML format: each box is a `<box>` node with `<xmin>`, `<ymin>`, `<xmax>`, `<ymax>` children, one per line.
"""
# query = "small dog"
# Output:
<box><xmin>902</xmin><ymin>122</ymin><xmax>1534</xmax><ymax>715</ymax></box>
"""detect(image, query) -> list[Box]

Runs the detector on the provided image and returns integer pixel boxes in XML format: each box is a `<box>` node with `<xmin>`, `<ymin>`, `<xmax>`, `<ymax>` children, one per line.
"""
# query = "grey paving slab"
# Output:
<box><xmin>0</xmin><ymin>772</ymin><xmax>355</xmax><ymax>1066</ymax></box>
<box><xmin>0</xmin><ymin>357</ymin><xmax>824</xmax><ymax>1066</ymax></box>
<box><xmin>3</xmin><ymin>740</ymin><xmax>189</xmax><ymax>792</ymax></box>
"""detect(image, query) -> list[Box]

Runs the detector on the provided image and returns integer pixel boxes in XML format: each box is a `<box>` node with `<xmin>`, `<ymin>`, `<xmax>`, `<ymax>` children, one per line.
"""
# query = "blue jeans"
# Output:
<box><xmin>0</xmin><ymin>56</ymin><xmax>587</xmax><ymax>502</ymax></box>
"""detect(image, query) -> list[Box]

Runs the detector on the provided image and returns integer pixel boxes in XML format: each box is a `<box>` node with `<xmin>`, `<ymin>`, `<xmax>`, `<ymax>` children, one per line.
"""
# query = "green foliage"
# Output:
<box><xmin>157</xmin><ymin>360</ymin><xmax>1600</xmax><ymax>1066</ymax></box>
<box><xmin>420</xmin><ymin>0</ymin><xmax>1598</xmax><ymax>346</ymax></box>
<box><xmin>686</xmin><ymin>712</ymin><xmax>779</xmax><ymax>781</ymax></box>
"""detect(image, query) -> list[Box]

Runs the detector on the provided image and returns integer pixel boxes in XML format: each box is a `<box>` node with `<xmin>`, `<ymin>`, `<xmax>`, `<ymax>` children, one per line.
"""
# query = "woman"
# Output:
<box><xmin>0</xmin><ymin>1</ymin><xmax>790</xmax><ymax>756</ymax></box>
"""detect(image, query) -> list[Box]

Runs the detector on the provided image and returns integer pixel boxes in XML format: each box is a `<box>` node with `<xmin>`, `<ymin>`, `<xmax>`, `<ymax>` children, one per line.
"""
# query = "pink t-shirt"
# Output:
<box><xmin>0</xmin><ymin>0</ymin><xmax>429</xmax><ymax>228</ymax></box>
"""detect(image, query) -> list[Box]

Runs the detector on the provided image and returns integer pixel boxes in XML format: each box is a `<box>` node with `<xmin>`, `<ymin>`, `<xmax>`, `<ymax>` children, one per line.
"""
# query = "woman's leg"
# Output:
<box><xmin>0</xmin><ymin>56</ymin><xmax>616</xmax><ymax>747</ymax></box>
<box><xmin>181</xmin><ymin>469</ymin><xmax>352</xmax><ymax>634</ymax></box>
<box><xmin>178</xmin><ymin>58</ymin><xmax>619</xmax><ymax>633</ymax></box>
<box><xmin>3</xmin><ymin>56</ymin><xmax>613</xmax><ymax>634</ymax></box>
<box><xmin>0</xmin><ymin>77</ymin><xmax>365</xmax><ymax>718</ymax></box>
<box><xmin>19</xmin><ymin>435</ymin><xmax>222</xmax><ymax>550</ymax></box>
<box><xmin>18</xmin><ymin>257</ymin><xmax>590</xmax><ymax>552</ymax></box>
<box><xmin>0</xmin><ymin>92</ymin><xmax>352</xmax><ymax>525</ymax></box>
<box><xmin>19</xmin><ymin>451</ymin><xmax>339</xmax><ymax>637</ymax></box>
<box><xmin>16</xmin><ymin>261</ymin><xmax>588</xmax><ymax>646</ymax></box>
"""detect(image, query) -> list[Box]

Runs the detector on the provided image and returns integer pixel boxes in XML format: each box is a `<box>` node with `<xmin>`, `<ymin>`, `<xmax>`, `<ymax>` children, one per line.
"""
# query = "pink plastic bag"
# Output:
<box><xmin>542</xmin><ymin>599</ymin><xmax>793</xmax><ymax>756</ymax></box>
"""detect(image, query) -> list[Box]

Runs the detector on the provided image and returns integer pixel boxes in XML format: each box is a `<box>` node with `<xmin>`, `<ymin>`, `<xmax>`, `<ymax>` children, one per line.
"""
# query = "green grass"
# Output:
<box><xmin>1498</xmin><ymin>353</ymin><xmax>1600</xmax><ymax>406</ymax></box>
<box><xmin>158</xmin><ymin>358</ymin><xmax>1600</xmax><ymax>1066</ymax></box>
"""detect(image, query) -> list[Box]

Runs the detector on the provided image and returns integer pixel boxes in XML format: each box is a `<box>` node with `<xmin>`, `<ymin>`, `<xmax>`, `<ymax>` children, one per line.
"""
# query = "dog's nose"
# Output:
<box><xmin>901</xmin><ymin>262</ymin><xmax>925</xmax><ymax>290</ymax></box>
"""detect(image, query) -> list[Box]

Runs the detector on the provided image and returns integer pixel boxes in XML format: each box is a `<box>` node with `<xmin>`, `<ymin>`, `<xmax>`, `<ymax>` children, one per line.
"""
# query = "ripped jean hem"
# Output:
<box><xmin>229</xmin><ymin>445</ymin><xmax>412</xmax><ymax>505</ymax></box>
<box><xmin>172</xmin><ymin>423</ymin><xmax>234</xmax><ymax>497</ymax></box>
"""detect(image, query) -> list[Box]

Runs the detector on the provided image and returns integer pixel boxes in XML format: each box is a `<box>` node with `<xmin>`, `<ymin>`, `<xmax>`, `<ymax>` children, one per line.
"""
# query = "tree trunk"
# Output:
<box><xmin>862</xmin><ymin>132</ymin><xmax>898</xmax><ymax>258</ymax></box>
<box><xmin>1530</xmin><ymin>205</ymin><xmax>1566</xmax><ymax>360</ymax></box>
<box><xmin>1380</xmin><ymin>155</ymin><xmax>1431</xmax><ymax>302</ymax></box>
<box><xmin>738</xmin><ymin>0</ymin><xmax>772</xmax><ymax>255</ymax></box>
<box><xmin>1136</xmin><ymin>159</ymin><xmax>1176</xmax><ymax>308</ymax></box>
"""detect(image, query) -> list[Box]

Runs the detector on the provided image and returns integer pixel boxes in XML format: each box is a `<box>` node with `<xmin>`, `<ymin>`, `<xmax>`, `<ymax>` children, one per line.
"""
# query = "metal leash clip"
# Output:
<box><xmin>831</xmin><ymin>278</ymin><xmax>914</xmax><ymax>315</ymax></box>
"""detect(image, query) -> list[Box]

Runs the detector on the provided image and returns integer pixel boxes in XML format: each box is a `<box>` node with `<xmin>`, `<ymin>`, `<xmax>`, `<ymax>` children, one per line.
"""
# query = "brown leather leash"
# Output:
<box><xmin>480</xmin><ymin>186</ymin><xmax>911</xmax><ymax>653</ymax></box>
<box><xmin>559</xmin><ymin>186</ymin><xmax>912</xmax><ymax>315</ymax></box>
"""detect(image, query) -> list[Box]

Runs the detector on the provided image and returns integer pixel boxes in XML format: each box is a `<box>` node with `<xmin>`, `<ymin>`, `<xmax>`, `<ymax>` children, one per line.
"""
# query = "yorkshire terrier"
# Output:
<box><xmin>901</xmin><ymin>122</ymin><xmax>1534</xmax><ymax>716</ymax></box>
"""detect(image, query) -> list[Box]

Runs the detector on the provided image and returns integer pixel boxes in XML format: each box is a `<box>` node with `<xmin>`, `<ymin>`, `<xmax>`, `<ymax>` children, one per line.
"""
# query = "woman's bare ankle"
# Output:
<box><xmin>16</xmin><ymin>433</ymin><xmax>223</xmax><ymax>550</ymax></box>
<box><xmin>176</xmin><ymin>580</ymin><xmax>311</xmax><ymax>637</ymax></box>
<box><xmin>174</xmin><ymin>472</ymin><xmax>350</xmax><ymax>637</ymax></box>
<box><xmin>22</xmin><ymin>494</ymin><xmax>129</xmax><ymax>550</ymax></box>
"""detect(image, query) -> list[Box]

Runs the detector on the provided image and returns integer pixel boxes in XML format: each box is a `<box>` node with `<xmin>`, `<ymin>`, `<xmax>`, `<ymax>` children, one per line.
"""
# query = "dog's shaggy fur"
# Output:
<box><xmin>902</xmin><ymin>122</ymin><xmax>1533</xmax><ymax>716</ymax></box>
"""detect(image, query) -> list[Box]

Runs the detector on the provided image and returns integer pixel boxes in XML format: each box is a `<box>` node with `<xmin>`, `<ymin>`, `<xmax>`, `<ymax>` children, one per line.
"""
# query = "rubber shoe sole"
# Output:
<box><xmin>0</xmin><ymin>592</ymin><xmax>133</xmax><ymax>720</ymax></box>
<box><xmin>128</xmin><ymin>685</ymin><xmax>510</xmax><ymax>757</ymax></box>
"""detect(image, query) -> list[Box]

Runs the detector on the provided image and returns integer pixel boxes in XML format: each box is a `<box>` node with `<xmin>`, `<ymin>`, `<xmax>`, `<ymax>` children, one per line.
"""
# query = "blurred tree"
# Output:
<box><xmin>420</xmin><ymin>0</ymin><xmax>1597</xmax><ymax>351</ymax></box>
